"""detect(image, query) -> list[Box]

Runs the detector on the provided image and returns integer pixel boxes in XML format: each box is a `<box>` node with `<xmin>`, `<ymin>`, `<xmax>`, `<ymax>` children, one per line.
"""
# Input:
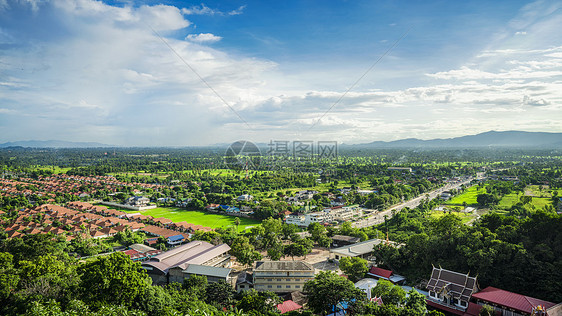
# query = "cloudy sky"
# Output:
<box><xmin>0</xmin><ymin>0</ymin><xmax>561</xmax><ymax>146</ymax></box>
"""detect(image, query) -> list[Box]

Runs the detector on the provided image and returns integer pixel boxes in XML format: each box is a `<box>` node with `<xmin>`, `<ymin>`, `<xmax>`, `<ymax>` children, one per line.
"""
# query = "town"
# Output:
<box><xmin>1</xmin><ymin>146</ymin><xmax>561</xmax><ymax>316</ymax></box>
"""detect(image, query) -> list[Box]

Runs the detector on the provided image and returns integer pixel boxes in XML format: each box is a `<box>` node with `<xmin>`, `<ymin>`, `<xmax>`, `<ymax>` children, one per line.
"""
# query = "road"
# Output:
<box><xmin>352</xmin><ymin>177</ymin><xmax>474</xmax><ymax>229</ymax></box>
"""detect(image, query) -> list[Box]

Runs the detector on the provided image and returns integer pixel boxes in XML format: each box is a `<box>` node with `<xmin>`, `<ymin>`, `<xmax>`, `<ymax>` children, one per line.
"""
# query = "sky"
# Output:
<box><xmin>0</xmin><ymin>0</ymin><xmax>561</xmax><ymax>146</ymax></box>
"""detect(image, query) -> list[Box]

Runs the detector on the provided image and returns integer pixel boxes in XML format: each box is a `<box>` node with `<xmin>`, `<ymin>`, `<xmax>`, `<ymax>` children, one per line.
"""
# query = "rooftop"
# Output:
<box><xmin>255</xmin><ymin>261</ymin><xmax>314</xmax><ymax>272</ymax></box>
<box><xmin>471</xmin><ymin>286</ymin><xmax>556</xmax><ymax>314</ymax></box>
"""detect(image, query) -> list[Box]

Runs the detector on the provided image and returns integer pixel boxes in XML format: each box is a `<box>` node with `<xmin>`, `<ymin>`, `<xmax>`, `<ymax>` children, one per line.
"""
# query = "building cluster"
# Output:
<box><xmin>424</xmin><ymin>266</ymin><xmax>560</xmax><ymax>316</ymax></box>
<box><xmin>0</xmin><ymin>174</ymin><xmax>161</xmax><ymax>200</ymax></box>
<box><xmin>0</xmin><ymin>201</ymin><xmax>211</xmax><ymax>243</ymax></box>
<box><xmin>285</xmin><ymin>205</ymin><xmax>363</xmax><ymax>227</ymax></box>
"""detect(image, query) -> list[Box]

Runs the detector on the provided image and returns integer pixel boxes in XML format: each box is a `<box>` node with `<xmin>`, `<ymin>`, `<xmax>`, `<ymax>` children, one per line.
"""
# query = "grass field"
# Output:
<box><xmin>429</xmin><ymin>210</ymin><xmax>475</xmax><ymax>224</ymax></box>
<box><xmin>33</xmin><ymin>166</ymin><xmax>73</xmax><ymax>174</ymax></box>
<box><xmin>119</xmin><ymin>207</ymin><xmax>261</xmax><ymax>232</ymax></box>
<box><xmin>497</xmin><ymin>191</ymin><xmax>554</xmax><ymax>210</ymax></box>
<box><xmin>444</xmin><ymin>185</ymin><xmax>487</xmax><ymax>206</ymax></box>
<box><xmin>497</xmin><ymin>192</ymin><xmax>521</xmax><ymax>209</ymax></box>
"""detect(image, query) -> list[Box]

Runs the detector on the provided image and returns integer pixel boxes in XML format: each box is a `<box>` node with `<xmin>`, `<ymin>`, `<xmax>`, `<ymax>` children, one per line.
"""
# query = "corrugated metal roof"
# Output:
<box><xmin>167</xmin><ymin>234</ymin><xmax>184</xmax><ymax>241</ymax></box>
<box><xmin>472</xmin><ymin>287</ymin><xmax>556</xmax><ymax>314</ymax></box>
<box><xmin>183</xmin><ymin>264</ymin><xmax>231</xmax><ymax>279</ymax></box>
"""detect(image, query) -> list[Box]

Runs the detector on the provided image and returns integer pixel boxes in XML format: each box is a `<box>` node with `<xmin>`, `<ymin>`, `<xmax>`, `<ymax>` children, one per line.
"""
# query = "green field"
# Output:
<box><xmin>429</xmin><ymin>210</ymin><xmax>475</xmax><ymax>224</ymax></box>
<box><xmin>498</xmin><ymin>191</ymin><xmax>554</xmax><ymax>210</ymax></box>
<box><xmin>497</xmin><ymin>192</ymin><xmax>521</xmax><ymax>209</ymax></box>
<box><xmin>32</xmin><ymin>166</ymin><xmax>73</xmax><ymax>174</ymax></box>
<box><xmin>121</xmin><ymin>207</ymin><xmax>260</xmax><ymax>232</ymax></box>
<box><xmin>444</xmin><ymin>185</ymin><xmax>487</xmax><ymax>206</ymax></box>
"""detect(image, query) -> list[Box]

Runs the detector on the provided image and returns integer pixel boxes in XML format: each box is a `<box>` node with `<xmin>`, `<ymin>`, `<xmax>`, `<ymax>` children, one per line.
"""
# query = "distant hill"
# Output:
<box><xmin>0</xmin><ymin>140</ymin><xmax>114</xmax><ymax>148</ymax></box>
<box><xmin>351</xmin><ymin>131</ymin><xmax>562</xmax><ymax>149</ymax></box>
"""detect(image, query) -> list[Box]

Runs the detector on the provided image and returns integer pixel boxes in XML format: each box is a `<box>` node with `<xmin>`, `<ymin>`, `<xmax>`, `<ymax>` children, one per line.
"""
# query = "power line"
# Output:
<box><xmin>148</xmin><ymin>25</ymin><xmax>253</xmax><ymax>130</ymax></box>
<box><xmin>308</xmin><ymin>27</ymin><xmax>412</xmax><ymax>131</ymax></box>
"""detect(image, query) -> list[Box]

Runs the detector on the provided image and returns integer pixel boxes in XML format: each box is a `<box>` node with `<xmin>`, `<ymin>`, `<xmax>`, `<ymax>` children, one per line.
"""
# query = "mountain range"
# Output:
<box><xmin>0</xmin><ymin>140</ymin><xmax>113</xmax><ymax>148</ymax></box>
<box><xmin>1</xmin><ymin>131</ymin><xmax>561</xmax><ymax>148</ymax></box>
<box><xmin>349</xmin><ymin>131</ymin><xmax>562</xmax><ymax>149</ymax></box>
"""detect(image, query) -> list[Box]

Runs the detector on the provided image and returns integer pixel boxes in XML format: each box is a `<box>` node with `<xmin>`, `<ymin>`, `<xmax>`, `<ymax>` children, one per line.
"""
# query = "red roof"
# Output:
<box><xmin>464</xmin><ymin>302</ymin><xmax>483</xmax><ymax>316</ymax></box>
<box><xmin>472</xmin><ymin>287</ymin><xmax>556</xmax><ymax>314</ymax></box>
<box><xmin>369</xmin><ymin>267</ymin><xmax>393</xmax><ymax>279</ymax></box>
<box><xmin>426</xmin><ymin>300</ymin><xmax>464</xmax><ymax>316</ymax></box>
<box><xmin>277</xmin><ymin>300</ymin><xmax>302</xmax><ymax>314</ymax></box>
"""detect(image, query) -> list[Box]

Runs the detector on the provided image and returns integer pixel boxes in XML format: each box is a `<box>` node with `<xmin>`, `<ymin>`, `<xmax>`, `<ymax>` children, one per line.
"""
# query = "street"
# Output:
<box><xmin>352</xmin><ymin>177</ymin><xmax>474</xmax><ymax>228</ymax></box>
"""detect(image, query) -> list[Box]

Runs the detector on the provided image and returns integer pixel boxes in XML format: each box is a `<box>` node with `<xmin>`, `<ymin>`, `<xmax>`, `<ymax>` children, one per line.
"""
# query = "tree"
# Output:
<box><xmin>479</xmin><ymin>304</ymin><xmax>495</xmax><ymax>316</ymax></box>
<box><xmin>236</xmin><ymin>289</ymin><xmax>282</xmax><ymax>315</ymax></box>
<box><xmin>234</xmin><ymin>217</ymin><xmax>241</xmax><ymax>232</ymax></box>
<box><xmin>403</xmin><ymin>289</ymin><xmax>428</xmax><ymax>316</ymax></box>
<box><xmin>183</xmin><ymin>275</ymin><xmax>208</xmax><ymax>299</ymax></box>
<box><xmin>266</xmin><ymin>242</ymin><xmax>284</xmax><ymax>261</ymax></box>
<box><xmin>338</xmin><ymin>257</ymin><xmax>368</xmax><ymax>282</ymax></box>
<box><xmin>520</xmin><ymin>195</ymin><xmax>533</xmax><ymax>205</ymax></box>
<box><xmin>231</xmin><ymin>236</ymin><xmax>262</xmax><ymax>267</ymax></box>
<box><xmin>371</xmin><ymin>279</ymin><xmax>406</xmax><ymax>306</ymax></box>
<box><xmin>78</xmin><ymin>252</ymin><xmax>150</xmax><ymax>307</ymax></box>
<box><xmin>297</xmin><ymin>238</ymin><xmax>314</xmax><ymax>259</ymax></box>
<box><xmin>284</xmin><ymin>243</ymin><xmax>306</xmax><ymax>261</ymax></box>
<box><xmin>477</xmin><ymin>193</ymin><xmax>497</xmax><ymax>207</ymax></box>
<box><xmin>205</xmin><ymin>280</ymin><xmax>236</xmax><ymax>307</ymax></box>
<box><xmin>304</xmin><ymin>271</ymin><xmax>365</xmax><ymax>316</ymax></box>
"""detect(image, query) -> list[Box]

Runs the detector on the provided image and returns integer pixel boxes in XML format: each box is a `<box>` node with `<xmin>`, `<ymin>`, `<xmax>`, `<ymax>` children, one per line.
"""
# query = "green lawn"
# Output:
<box><xmin>445</xmin><ymin>185</ymin><xmax>487</xmax><ymax>206</ymax></box>
<box><xmin>121</xmin><ymin>207</ymin><xmax>260</xmax><ymax>232</ymax></box>
<box><xmin>429</xmin><ymin>210</ymin><xmax>475</xmax><ymax>224</ymax></box>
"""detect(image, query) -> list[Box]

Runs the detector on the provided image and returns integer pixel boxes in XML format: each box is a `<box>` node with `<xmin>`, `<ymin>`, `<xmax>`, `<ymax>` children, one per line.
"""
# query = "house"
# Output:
<box><xmin>440</xmin><ymin>191</ymin><xmax>453</xmax><ymax>201</ymax></box>
<box><xmin>330</xmin><ymin>238</ymin><xmax>403</xmax><ymax>261</ymax></box>
<box><xmin>426</xmin><ymin>267</ymin><xmax>478</xmax><ymax>315</ymax></box>
<box><xmin>471</xmin><ymin>286</ymin><xmax>558</xmax><ymax>316</ymax></box>
<box><xmin>167</xmin><ymin>234</ymin><xmax>185</xmax><ymax>245</ymax></box>
<box><xmin>141</xmin><ymin>240</ymin><xmax>231</xmax><ymax>286</ymax></box>
<box><xmin>125</xmin><ymin>196</ymin><xmax>150</xmax><ymax>206</ymax></box>
<box><xmin>287</xmin><ymin>211</ymin><xmax>334</xmax><ymax>227</ymax></box>
<box><xmin>331</xmin><ymin>235</ymin><xmax>360</xmax><ymax>248</ymax></box>
<box><xmin>366</xmin><ymin>267</ymin><xmax>406</xmax><ymax>285</ymax></box>
<box><xmin>253</xmin><ymin>261</ymin><xmax>315</xmax><ymax>293</ymax></box>
<box><xmin>237</xmin><ymin>194</ymin><xmax>253</xmax><ymax>201</ymax></box>
<box><xmin>236</xmin><ymin>271</ymin><xmax>253</xmax><ymax>292</ymax></box>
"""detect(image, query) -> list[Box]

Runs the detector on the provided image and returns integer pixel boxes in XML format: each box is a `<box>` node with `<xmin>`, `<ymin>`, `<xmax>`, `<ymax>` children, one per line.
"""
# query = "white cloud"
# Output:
<box><xmin>181</xmin><ymin>4</ymin><xmax>245</xmax><ymax>16</ymax></box>
<box><xmin>0</xmin><ymin>0</ymin><xmax>561</xmax><ymax>145</ymax></box>
<box><xmin>186</xmin><ymin>33</ymin><xmax>222</xmax><ymax>43</ymax></box>
<box><xmin>228</xmin><ymin>5</ymin><xmax>246</xmax><ymax>16</ymax></box>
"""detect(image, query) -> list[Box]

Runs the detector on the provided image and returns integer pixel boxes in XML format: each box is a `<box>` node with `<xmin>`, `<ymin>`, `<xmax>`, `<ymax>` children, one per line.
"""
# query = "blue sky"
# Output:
<box><xmin>0</xmin><ymin>0</ymin><xmax>561</xmax><ymax>146</ymax></box>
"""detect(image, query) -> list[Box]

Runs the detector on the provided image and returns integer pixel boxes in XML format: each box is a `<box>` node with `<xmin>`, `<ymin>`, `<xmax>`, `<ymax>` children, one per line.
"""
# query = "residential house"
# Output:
<box><xmin>366</xmin><ymin>267</ymin><xmax>406</xmax><ymax>285</ymax></box>
<box><xmin>331</xmin><ymin>235</ymin><xmax>360</xmax><ymax>248</ymax></box>
<box><xmin>236</xmin><ymin>271</ymin><xmax>254</xmax><ymax>292</ymax></box>
<box><xmin>125</xmin><ymin>196</ymin><xmax>150</xmax><ymax>206</ymax></box>
<box><xmin>253</xmin><ymin>261</ymin><xmax>315</xmax><ymax>293</ymax></box>
<box><xmin>237</xmin><ymin>194</ymin><xmax>253</xmax><ymax>201</ymax></box>
<box><xmin>440</xmin><ymin>191</ymin><xmax>453</xmax><ymax>201</ymax></box>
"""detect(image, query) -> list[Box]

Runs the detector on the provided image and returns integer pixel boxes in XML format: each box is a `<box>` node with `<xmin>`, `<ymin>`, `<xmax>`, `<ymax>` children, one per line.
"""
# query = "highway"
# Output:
<box><xmin>352</xmin><ymin>177</ymin><xmax>474</xmax><ymax>229</ymax></box>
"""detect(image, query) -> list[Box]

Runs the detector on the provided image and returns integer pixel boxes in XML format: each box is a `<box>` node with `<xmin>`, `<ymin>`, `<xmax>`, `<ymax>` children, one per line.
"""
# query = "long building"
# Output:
<box><xmin>141</xmin><ymin>240</ymin><xmax>232</xmax><ymax>285</ymax></box>
<box><xmin>253</xmin><ymin>261</ymin><xmax>315</xmax><ymax>293</ymax></box>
